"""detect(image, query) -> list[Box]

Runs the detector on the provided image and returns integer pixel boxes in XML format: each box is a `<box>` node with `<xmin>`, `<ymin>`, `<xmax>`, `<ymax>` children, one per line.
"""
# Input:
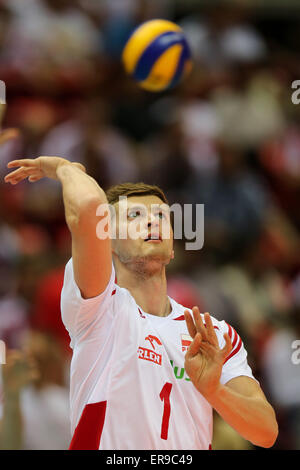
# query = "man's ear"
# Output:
<box><xmin>171</xmin><ymin>249</ymin><xmax>175</xmax><ymax>259</ymax></box>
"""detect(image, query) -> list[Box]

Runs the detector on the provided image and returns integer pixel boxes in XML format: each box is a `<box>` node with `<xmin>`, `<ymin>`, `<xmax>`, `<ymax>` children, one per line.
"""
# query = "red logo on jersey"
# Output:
<box><xmin>145</xmin><ymin>335</ymin><xmax>162</xmax><ymax>351</ymax></box>
<box><xmin>181</xmin><ymin>334</ymin><xmax>193</xmax><ymax>352</ymax></box>
<box><xmin>137</xmin><ymin>335</ymin><xmax>163</xmax><ymax>365</ymax></box>
<box><xmin>138</xmin><ymin>347</ymin><xmax>162</xmax><ymax>365</ymax></box>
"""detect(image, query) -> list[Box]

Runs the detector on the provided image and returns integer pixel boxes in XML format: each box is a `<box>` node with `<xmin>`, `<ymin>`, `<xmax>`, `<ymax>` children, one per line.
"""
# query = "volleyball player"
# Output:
<box><xmin>4</xmin><ymin>156</ymin><xmax>278</xmax><ymax>450</ymax></box>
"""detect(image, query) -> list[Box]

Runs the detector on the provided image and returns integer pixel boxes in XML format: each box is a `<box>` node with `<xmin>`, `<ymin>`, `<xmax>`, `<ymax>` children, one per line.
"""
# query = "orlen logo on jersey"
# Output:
<box><xmin>145</xmin><ymin>335</ymin><xmax>162</xmax><ymax>350</ymax></box>
<box><xmin>138</xmin><ymin>335</ymin><xmax>162</xmax><ymax>366</ymax></box>
<box><xmin>181</xmin><ymin>334</ymin><xmax>193</xmax><ymax>352</ymax></box>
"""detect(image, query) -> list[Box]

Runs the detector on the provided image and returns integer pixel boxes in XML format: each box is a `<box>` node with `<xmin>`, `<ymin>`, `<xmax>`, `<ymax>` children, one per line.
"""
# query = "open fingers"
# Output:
<box><xmin>192</xmin><ymin>307</ymin><xmax>208</xmax><ymax>341</ymax></box>
<box><xmin>5</xmin><ymin>166</ymin><xmax>37</xmax><ymax>184</ymax></box>
<box><xmin>185</xmin><ymin>307</ymin><xmax>210</xmax><ymax>342</ymax></box>
<box><xmin>203</xmin><ymin>312</ymin><xmax>218</xmax><ymax>346</ymax></box>
<box><xmin>5</xmin><ymin>165</ymin><xmax>43</xmax><ymax>184</ymax></box>
<box><xmin>7</xmin><ymin>159</ymin><xmax>38</xmax><ymax>168</ymax></box>
<box><xmin>184</xmin><ymin>310</ymin><xmax>197</xmax><ymax>339</ymax></box>
<box><xmin>185</xmin><ymin>332</ymin><xmax>202</xmax><ymax>359</ymax></box>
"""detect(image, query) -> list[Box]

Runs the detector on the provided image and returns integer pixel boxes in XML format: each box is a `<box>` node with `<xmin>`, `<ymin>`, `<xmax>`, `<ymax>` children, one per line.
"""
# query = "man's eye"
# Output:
<box><xmin>128</xmin><ymin>210</ymin><xmax>141</xmax><ymax>218</ymax></box>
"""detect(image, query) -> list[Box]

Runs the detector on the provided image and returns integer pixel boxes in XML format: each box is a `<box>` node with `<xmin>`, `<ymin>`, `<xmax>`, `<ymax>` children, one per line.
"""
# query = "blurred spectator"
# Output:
<box><xmin>30</xmin><ymin>264</ymin><xmax>71</xmax><ymax>356</ymax></box>
<box><xmin>259</xmin><ymin>125</ymin><xmax>300</xmax><ymax>230</ymax></box>
<box><xmin>179</xmin><ymin>4</ymin><xmax>267</xmax><ymax>70</ymax></box>
<box><xmin>0</xmin><ymin>257</ymin><xmax>29</xmax><ymax>351</ymax></box>
<box><xmin>211</xmin><ymin>72</ymin><xmax>286</xmax><ymax>149</ymax></box>
<box><xmin>38</xmin><ymin>99</ymin><xmax>139</xmax><ymax>188</ymax></box>
<box><xmin>0</xmin><ymin>332</ymin><xmax>71</xmax><ymax>450</ymax></box>
<box><xmin>184</xmin><ymin>140</ymin><xmax>270</xmax><ymax>260</ymax></box>
<box><xmin>3</xmin><ymin>0</ymin><xmax>100</xmax><ymax>73</ymax></box>
<box><xmin>167</xmin><ymin>275</ymin><xmax>204</xmax><ymax>311</ymax></box>
<box><xmin>0</xmin><ymin>348</ymin><xmax>38</xmax><ymax>449</ymax></box>
<box><xmin>260</xmin><ymin>308</ymin><xmax>300</xmax><ymax>449</ymax></box>
<box><xmin>216</xmin><ymin>234</ymin><xmax>293</xmax><ymax>341</ymax></box>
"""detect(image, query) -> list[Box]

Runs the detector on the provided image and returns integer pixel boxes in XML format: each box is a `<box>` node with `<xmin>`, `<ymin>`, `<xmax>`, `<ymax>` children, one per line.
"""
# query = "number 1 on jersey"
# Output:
<box><xmin>159</xmin><ymin>382</ymin><xmax>172</xmax><ymax>440</ymax></box>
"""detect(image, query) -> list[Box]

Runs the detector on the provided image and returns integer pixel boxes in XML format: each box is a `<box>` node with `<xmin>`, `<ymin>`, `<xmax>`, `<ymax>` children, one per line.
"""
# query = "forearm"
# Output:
<box><xmin>56</xmin><ymin>163</ymin><xmax>107</xmax><ymax>229</ymax></box>
<box><xmin>206</xmin><ymin>383</ymin><xmax>278</xmax><ymax>448</ymax></box>
<box><xmin>0</xmin><ymin>392</ymin><xmax>23</xmax><ymax>450</ymax></box>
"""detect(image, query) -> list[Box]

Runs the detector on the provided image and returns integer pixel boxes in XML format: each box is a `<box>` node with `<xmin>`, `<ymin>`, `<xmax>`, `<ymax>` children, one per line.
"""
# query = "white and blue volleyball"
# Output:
<box><xmin>122</xmin><ymin>19</ymin><xmax>193</xmax><ymax>92</ymax></box>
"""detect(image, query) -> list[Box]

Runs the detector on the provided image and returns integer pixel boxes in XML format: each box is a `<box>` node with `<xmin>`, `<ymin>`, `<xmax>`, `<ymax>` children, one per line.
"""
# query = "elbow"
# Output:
<box><xmin>257</xmin><ymin>433</ymin><xmax>278</xmax><ymax>449</ymax></box>
<box><xmin>253</xmin><ymin>420</ymin><xmax>279</xmax><ymax>449</ymax></box>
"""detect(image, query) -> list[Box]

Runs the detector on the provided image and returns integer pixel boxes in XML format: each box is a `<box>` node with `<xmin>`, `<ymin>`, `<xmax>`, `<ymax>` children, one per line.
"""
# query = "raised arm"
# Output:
<box><xmin>5</xmin><ymin>156</ymin><xmax>112</xmax><ymax>299</ymax></box>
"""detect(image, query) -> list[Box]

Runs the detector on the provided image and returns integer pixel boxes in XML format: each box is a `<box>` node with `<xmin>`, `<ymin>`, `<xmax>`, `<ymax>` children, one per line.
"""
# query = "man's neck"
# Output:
<box><xmin>115</xmin><ymin>265</ymin><xmax>171</xmax><ymax>317</ymax></box>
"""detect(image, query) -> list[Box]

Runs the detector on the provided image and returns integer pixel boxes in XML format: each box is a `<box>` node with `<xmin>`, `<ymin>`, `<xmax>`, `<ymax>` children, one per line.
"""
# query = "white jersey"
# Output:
<box><xmin>61</xmin><ymin>259</ymin><xmax>256</xmax><ymax>450</ymax></box>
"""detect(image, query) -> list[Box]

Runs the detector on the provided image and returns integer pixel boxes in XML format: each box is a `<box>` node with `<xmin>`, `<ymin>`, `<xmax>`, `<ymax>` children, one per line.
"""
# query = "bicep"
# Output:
<box><xmin>225</xmin><ymin>376</ymin><xmax>267</xmax><ymax>400</ymax></box>
<box><xmin>71</xmin><ymin>202</ymin><xmax>112</xmax><ymax>299</ymax></box>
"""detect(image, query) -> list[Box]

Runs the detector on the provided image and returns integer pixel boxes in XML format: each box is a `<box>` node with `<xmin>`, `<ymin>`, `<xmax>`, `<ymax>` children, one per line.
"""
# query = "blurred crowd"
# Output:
<box><xmin>0</xmin><ymin>0</ymin><xmax>300</xmax><ymax>450</ymax></box>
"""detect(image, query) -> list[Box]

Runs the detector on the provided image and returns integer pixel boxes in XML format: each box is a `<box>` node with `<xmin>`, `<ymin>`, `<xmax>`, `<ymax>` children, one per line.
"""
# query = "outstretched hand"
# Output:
<box><xmin>4</xmin><ymin>156</ymin><xmax>86</xmax><ymax>185</ymax></box>
<box><xmin>184</xmin><ymin>307</ymin><xmax>232</xmax><ymax>399</ymax></box>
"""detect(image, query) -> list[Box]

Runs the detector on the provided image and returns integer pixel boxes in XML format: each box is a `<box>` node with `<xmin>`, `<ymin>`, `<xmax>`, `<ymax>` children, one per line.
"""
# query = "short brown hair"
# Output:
<box><xmin>106</xmin><ymin>182</ymin><xmax>169</xmax><ymax>206</ymax></box>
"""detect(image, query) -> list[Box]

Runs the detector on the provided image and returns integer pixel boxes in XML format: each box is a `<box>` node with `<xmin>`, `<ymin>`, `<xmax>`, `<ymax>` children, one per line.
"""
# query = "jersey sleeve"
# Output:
<box><xmin>219</xmin><ymin>321</ymin><xmax>258</xmax><ymax>385</ymax></box>
<box><xmin>60</xmin><ymin>258</ymin><xmax>116</xmax><ymax>347</ymax></box>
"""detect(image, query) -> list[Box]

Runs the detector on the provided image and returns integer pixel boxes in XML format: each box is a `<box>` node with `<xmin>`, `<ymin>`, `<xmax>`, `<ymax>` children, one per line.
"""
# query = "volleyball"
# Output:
<box><xmin>122</xmin><ymin>19</ymin><xmax>193</xmax><ymax>92</ymax></box>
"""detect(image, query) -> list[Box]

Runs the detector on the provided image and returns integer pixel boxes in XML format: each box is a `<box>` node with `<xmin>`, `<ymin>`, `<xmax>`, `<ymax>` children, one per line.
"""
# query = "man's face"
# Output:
<box><xmin>111</xmin><ymin>195</ymin><xmax>174</xmax><ymax>271</ymax></box>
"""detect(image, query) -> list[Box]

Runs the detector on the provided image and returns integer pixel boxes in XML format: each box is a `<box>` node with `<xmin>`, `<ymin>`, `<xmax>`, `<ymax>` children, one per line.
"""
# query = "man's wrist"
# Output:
<box><xmin>56</xmin><ymin>160</ymin><xmax>76</xmax><ymax>179</ymax></box>
<box><xmin>200</xmin><ymin>383</ymin><xmax>225</xmax><ymax>405</ymax></box>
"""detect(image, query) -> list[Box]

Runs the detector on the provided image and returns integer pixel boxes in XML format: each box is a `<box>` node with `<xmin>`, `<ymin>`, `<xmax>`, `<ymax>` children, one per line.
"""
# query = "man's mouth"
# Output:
<box><xmin>144</xmin><ymin>234</ymin><xmax>162</xmax><ymax>242</ymax></box>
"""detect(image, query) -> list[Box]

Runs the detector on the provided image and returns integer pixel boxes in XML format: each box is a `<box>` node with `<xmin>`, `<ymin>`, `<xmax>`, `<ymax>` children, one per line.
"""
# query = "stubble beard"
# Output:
<box><xmin>116</xmin><ymin>249</ymin><xmax>171</xmax><ymax>279</ymax></box>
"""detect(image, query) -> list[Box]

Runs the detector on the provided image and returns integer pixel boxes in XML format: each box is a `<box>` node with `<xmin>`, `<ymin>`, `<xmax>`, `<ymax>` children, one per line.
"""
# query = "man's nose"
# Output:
<box><xmin>147</xmin><ymin>213</ymin><xmax>159</xmax><ymax>228</ymax></box>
